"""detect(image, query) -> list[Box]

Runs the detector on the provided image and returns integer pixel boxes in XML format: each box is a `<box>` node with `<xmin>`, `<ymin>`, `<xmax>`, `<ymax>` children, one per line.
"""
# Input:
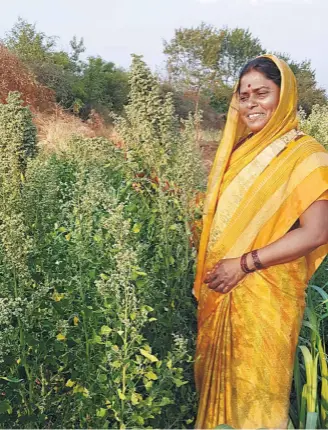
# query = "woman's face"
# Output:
<box><xmin>238</xmin><ymin>70</ymin><xmax>280</xmax><ymax>133</ymax></box>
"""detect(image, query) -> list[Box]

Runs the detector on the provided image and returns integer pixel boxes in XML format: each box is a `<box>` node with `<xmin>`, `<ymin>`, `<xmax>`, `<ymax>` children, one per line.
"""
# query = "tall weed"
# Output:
<box><xmin>0</xmin><ymin>56</ymin><xmax>204</xmax><ymax>428</ymax></box>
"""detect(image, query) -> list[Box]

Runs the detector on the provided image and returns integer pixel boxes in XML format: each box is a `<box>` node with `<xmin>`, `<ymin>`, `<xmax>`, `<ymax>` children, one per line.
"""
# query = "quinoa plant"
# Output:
<box><xmin>0</xmin><ymin>56</ymin><xmax>205</xmax><ymax>428</ymax></box>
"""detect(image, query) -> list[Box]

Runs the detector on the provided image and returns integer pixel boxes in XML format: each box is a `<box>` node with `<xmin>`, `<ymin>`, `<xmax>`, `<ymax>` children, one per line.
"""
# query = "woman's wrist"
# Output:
<box><xmin>246</xmin><ymin>252</ymin><xmax>256</xmax><ymax>271</ymax></box>
<box><xmin>240</xmin><ymin>250</ymin><xmax>264</xmax><ymax>274</ymax></box>
<box><xmin>240</xmin><ymin>252</ymin><xmax>256</xmax><ymax>273</ymax></box>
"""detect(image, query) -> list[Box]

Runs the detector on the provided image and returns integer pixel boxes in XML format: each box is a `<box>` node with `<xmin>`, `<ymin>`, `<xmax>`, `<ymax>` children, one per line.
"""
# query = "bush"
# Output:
<box><xmin>0</xmin><ymin>56</ymin><xmax>204</xmax><ymax>428</ymax></box>
<box><xmin>300</xmin><ymin>105</ymin><xmax>328</xmax><ymax>149</ymax></box>
<box><xmin>0</xmin><ymin>44</ymin><xmax>55</xmax><ymax>112</ymax></box>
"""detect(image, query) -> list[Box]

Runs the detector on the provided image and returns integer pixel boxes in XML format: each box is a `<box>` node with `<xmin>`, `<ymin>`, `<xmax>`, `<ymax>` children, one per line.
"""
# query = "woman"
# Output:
<box><xmin>194</xmin><ymin>55</ymin><xmax>328</xmax><ymax>429</ymax></box>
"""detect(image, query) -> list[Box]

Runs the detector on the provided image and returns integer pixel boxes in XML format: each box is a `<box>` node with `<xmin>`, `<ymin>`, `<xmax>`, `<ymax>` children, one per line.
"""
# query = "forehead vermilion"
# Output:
<box><xmin>240</xmin><ymin>71</ymin><xmax>273</xmax><ymax>89</ymax></box>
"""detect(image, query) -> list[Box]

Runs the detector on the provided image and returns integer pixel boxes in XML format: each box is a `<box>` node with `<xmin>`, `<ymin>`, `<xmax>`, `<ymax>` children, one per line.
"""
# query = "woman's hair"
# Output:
<box><xmin>237</xmin><ymin>57</ymin><xmax>282</xmax><ymax>92</ymax></box>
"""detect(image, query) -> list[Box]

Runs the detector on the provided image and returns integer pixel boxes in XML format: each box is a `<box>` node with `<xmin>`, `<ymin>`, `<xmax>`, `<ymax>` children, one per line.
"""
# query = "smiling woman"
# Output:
<box><xmin>193</xmin><ymin>55</ymin><xmax>328</xmax><ymax>429</ymax></box>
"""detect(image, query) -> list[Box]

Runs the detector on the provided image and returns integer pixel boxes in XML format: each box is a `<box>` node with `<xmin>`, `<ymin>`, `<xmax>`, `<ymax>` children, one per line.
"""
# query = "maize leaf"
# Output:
<box><xmin>294</xmin><ymin>350</ymin><xmax>302</xmax><ymax>418</ymax></box>
<box><xmin>288</xmin><ymin>416</ymin><xmax>295</xmax><ymax>428</ymax></box>
<box><xmin>299</xmin><ymin>346</ymin><xmax>318</xmax><ymax>412</ymax></box>
<box><xmin>318</xmin><ymin>337</ymin><xmax>328</xmax><ymax>423</ymax></box>
<box><xmin>305</xmin><ymin>411</ymin><xmax>318</xmax><ymax>429</ymax></box>
<box><xmin>310</xmin><ymin>285</ymin><xmax>328</xmax><ymax>316</ymax></box>
<box><xmin>214</xmin><ymin>425</ymin><xmax>234</xmax><ymax>429</ymax></box>
<box><xmin>300</xmin><ymin>384</ymin><xmax>307</xmax><ymax>429</ymax></box>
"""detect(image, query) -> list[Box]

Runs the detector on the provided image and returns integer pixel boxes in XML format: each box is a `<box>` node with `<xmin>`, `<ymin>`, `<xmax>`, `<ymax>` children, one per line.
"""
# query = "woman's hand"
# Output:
<box><xmin>204</xmin><ymin>257</ymin><xmax>246</xmax><ymax>294</ymax></box>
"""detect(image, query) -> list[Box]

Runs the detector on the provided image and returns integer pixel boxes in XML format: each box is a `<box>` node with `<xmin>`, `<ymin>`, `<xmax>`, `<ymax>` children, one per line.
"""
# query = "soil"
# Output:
<box><xmin>199</xmin><ymin>140</ymin><xmax>219</xmax><ymax>174</ymax></box>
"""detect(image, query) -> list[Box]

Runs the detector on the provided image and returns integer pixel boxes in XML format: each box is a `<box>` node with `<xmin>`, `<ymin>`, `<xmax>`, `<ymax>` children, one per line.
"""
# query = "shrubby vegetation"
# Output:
<box><xmin>0</xmin><ymin>57</ymin><xmax>204</xmax><ymax>428</ymax></box>
<box><xmin>2</xmin><ymin>18</ymin><xmax>129</xmax><ymax>118</ymax></box>
<box><xmin>300</xmin><ymin>104</ymin><xmax>328</xmax><ymax>148</ymax></box>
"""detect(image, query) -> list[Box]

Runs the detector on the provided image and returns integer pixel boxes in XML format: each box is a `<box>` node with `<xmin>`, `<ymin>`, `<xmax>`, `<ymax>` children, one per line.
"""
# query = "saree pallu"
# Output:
<box><xmin>194</xmin><ymin>131</ymin><xmax>328</xmax><ymax>428</ymax></box>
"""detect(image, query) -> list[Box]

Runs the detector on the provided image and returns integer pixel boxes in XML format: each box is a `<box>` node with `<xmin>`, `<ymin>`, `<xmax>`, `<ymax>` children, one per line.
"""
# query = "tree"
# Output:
<box><xmin>209</xmin><ymin>82</ymin><xmax>234</xmax><ymax>115</ymax></box>
<box><xmin>3</xmin><ymin>18</ymin><xmax>79</xmax><ymax>109</ymax></box>
<box><xmin>164</xmin><ymin>24</ymin><xmax>327</xmax><ymax>118</ymax></box>
<box><xmin>164</xmin><ymin>25</ymin><xmax>264</xmax><ymax>117</ymax></box>
<box><xmin>76</xmin><ymin>57</ymin><xmax>129</xmax><ymax>118</ymax></box>
<box><xmin>218</xmin><ymin>28</ymin><xmax>264</xmax><ymax>84</ymax></box>
<box><xmin>160</xmin><ymin>81</ymin><xmax>225</xmax><ymax>130</ymax></box>
<box><xmin>29</xmin><ymin>60</ymin><xmax>77</xmax><ymax>108</ymax></box>
<box><xmin>3</xmin><ymin>18</ymin><xmax>129</xmax><ymax>116</ymax></box>
<box><xmin>208</xmin><ymin>28</ymin><xmax>264</xmax><ymax>113</ymax></box>
<box><xmin>2</xmin><ymin>17</ymin><xmax>57</xmax><ymax>63</ymax></box>
<box><xmin>164</xmin><ymin>23</ymin><xmax>223</xmax><ymax>117</ymax></box>
<box><xmin>70</xmin><ymin>35</ymin><xmax>85</xmax><ymax>65</ymax></box>
<box><xmin>291</xmin><ymin>60</ymin><xmax>327</xmax><ymax>115</ymax></box>
<box><xmin>275</xmin><ymin>53</ymin><xmax>327</xmax><ymax>115</ymax></box>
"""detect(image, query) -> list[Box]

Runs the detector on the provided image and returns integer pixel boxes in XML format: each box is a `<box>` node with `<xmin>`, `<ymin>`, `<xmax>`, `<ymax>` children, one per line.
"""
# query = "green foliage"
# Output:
<box><xmin>160</xmin><ymin>81</ymin><xmax>225</xmax><ymax>129</ymax></box>
<box><xmin>293</xmin><ymin>61</ymin><xmax>327</xmax><ymax>115</ymax></box>
<box><xmin>164</xmin><ymin>24</ymin><xmax>264</xmax><ymax>117</ymax></box>
<box><xmin>291</xmin><ymin>284</ymin><xmax>328</xmax><ymax>429</ymax></box>
<box><xmin>218</xmin><ymin>27</ymin><xmax>264</xmax><ymax>84</ymax></box>
<box><xmin>69</xmin><ymin>35</ymin><xmax>86</xmax><ymax>66</ymax></box>
<box><xmin>0</xmin><ymin>55</ymin><xmax>204</xmax><ymax>428</ymax></box>
<box><xmin>0</xmin><ymin>91</ymin><xmax>37</xmax><ymax>176</ymax></box>
<box><xmin>276</xmin><ymin>53</ymin><xmax>327</xmax><ymax>116</ymax></box>
<box><xmin>164</xmin><ymin>22</ymin><xmax>222</xmax><ymax>94</ymax></box>
<box><xmin>210</xmin><ymin>83</ymin><xmax>234</xmax><ymax>114</ymax></box>
<box><xmin>29</xmin><ymin>60</ymin><xmax>76</xmax><ymax>108</ymax></box>
<box><xmin>3</xmin><ymin>18</ymin><xmax>82</xmax><ymax>109</ymax></box>
<box><xmin>0</xmin><ymin>93</ymin><xmax>37</xmax><ymax>427</ymax></box>
<box><xmin>290</xmin><ymin>226</ymin><xmax>328</xmax><ymax>428</ymax></box>
<box><xmin>2</xmin><ymin>17</ymin><xmax>57</xmax><ymax>63</ymax></box>
<box><xmin>299</xmin><ymin>105</ymin><xmax>328</xmax><ymax>148</ymax></box>
<box><xmin>77</xmin><ymin>57</ymin><xmax>129</xmax><ymax>118</ymax></box>
<box><xmin>3</xmin><ymin>18</ymin><xmax>129</xmax><ymax>116</ymax></box>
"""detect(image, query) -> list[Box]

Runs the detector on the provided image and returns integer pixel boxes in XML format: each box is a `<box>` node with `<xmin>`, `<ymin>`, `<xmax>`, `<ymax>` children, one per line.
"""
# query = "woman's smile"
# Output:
<box><xmin>247</xmin><ymin>112</ymin><xmax>266</xmax><ymax>120</ymax></box>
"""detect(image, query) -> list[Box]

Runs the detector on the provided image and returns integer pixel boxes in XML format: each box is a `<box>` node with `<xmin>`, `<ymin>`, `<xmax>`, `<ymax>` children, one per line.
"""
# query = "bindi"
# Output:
<box><xmin>248</xmin><ymin>84</ymin><xmax>251</xmax><ymax>88</ymax></box>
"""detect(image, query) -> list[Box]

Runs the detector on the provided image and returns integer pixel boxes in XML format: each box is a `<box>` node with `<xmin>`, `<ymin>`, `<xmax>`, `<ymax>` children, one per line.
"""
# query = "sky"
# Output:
<box><xmin>0</xmin><ymin>0</ymin><xmax>327</xmax><ymax>88</ymax></box>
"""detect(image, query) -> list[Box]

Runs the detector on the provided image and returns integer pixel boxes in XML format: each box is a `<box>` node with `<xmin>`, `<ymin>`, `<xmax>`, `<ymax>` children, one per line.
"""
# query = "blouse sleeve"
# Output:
<box><xmin>316</xmin><ymin>189</ymin><xmax>328</xmax><ymax>201</ymax></box>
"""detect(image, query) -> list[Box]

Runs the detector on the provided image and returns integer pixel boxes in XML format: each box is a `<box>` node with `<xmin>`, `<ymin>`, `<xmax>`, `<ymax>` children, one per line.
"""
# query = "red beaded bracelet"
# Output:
<box><xmin>240</xmin><ymin>253</ymin><xmax>256</xmax><ymax>274</ymax></box>
<box><xmin>251</xmin><ymin>249</ymin><xmax>264</xmax><ymax>270</ymax></box>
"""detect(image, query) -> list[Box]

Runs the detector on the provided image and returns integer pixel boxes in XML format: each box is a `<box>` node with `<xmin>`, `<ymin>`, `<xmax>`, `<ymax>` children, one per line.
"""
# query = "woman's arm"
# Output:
<box><xmin>246</xmin><ymin>200</ymin><xmax>328</xmax><ymax>270</ymax></box>
<box><xmin>205</xmin><ymin>200</ymin><xmax>328</xmax><ymax>293</ymax></box>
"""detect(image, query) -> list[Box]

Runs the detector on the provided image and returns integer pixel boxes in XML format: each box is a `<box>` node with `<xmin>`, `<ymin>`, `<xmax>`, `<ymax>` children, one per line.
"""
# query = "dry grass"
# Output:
<box><xmin>34</xmin><ymin>107</ymin><xmax>219</xmax><ymax>176</ymax></box>
<box><xmin>34</xmin><ymin>109</ymin><xmax>120</xmax><ymax>155</ymax></box>
<box><xmin>34</xmin><ymin>109</ymin><xmax>96</xmax><ymax>154</ymax></box>
<box><xmin>0</xmin><ymin>45</ymin><xmax>118</xmax><ymax>154</ymax></box>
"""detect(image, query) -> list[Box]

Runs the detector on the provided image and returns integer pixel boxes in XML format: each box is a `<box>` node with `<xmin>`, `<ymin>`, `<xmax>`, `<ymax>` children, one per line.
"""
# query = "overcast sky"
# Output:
<box><xmin>0</xmin><ymin>0</ymin><xmax>327</xmax><ymax>88</ymax></box>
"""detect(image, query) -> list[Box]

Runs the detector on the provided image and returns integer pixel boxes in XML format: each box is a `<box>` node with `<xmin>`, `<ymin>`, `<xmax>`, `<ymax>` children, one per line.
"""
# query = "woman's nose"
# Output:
<box><xmin>247</xmin><ymin>94</ymin><xmax>258</xmax><ymax>108</ymax></box>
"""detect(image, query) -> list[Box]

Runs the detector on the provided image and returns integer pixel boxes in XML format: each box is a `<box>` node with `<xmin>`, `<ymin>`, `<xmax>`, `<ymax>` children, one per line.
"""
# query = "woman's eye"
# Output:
<box><xmin>258</xmin><ymin>92</ymin><xmax>268</xmax><ymax>97</ymax></box>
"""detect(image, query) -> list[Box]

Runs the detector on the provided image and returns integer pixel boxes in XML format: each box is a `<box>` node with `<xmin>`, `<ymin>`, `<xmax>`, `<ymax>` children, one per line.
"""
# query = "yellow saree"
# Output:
<box><xmin>194</xmin><ymin>55</ymin><xmax>328</xmax><ymax>429</ymax></box>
